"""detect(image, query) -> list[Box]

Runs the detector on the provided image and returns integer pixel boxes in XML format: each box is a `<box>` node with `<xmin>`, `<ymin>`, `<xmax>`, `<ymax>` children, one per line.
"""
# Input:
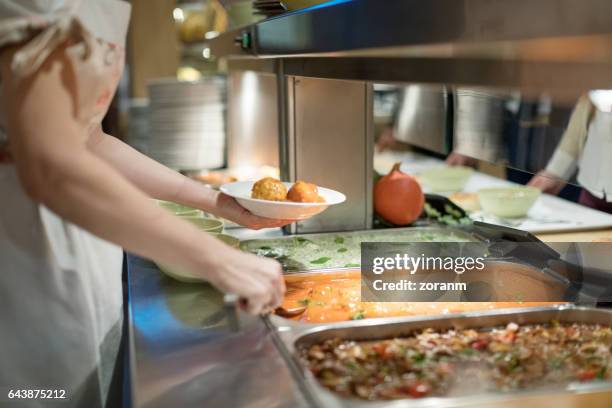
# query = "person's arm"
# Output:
<box><xmin>1</xmin><ymin>43</ymin><xmax>283</xmax><ymax>314</ymax></box>
<box><xmin>86</xmin><ymin>126</ymin><xmax>294</xmax><ymax>230</ymax></box>
<box><xmin>445</xmin><ymin>152</ymin><xmax>478</xmax><ymax>167</ymax></box>
<box><xmin>542</xmin><ymin>96</ymin><xmax>592</xmax><ymax>180</ymax></box>
<box><xmin>528</xmin><ymin>96</ymin><xmax>592</xmax><ymax>194</ymax></box>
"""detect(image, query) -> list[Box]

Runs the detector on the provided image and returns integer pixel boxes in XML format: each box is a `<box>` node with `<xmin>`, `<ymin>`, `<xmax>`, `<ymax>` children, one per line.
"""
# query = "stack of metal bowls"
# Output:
<box><xmin>147</xmin><ymin>78</ymin><xmax>226</xmax><ymax>171</ymax></box>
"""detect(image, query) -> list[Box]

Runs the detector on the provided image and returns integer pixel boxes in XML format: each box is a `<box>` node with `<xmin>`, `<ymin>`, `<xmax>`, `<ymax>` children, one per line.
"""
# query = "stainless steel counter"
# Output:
<box><xmin>126</xmin><ymin>252</ymin><xmax>308</xmax><ymax>408</ymax></box>
<box><xmin>126</xmin><ymin>225</ymin><xmax>612</xmax><ymax>407</ymax></box>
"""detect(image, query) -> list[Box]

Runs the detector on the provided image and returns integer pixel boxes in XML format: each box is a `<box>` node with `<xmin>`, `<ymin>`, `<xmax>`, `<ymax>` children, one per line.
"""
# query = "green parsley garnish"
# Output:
<box><xmin>548</xmin><ymin>357</ymin><xmax>564</xmax><ymax>369</ymax></box>
<box><xmin>351</xmin><ymin>311</ymin><xmax>365</xmax><ymax>320</ymax></box>
<box><xmin>297</xmin><ymin>298</ymin><xmax>311</xmax><ymax>307</ymax></box>
<box><xmin>344</xmin><ymin>361</ymin><xmax>358</xmax><ymax>370</ymax></box>
<box><xmin>597</xmin><ymin>367</ymin><xmax>607</xmax><ymax>379</ymax></box>
<box><xmin>461</xmin><ymin>348</ymin><xmax>477</xmax><ymax>356</ymax></box>
<box><xmin>310</xmin><ymin>257</ymin><xmax>331</xmax><ymax>265</ymax></box>
<box><xmin>296</xmin><ymin>237</ymin><xmax>313</xmax><ymax>244</ymax></box>
<box><xmin>412</xmin><ymin>353</ymin><xmax>426</xmax><ymax>363</ymax></box>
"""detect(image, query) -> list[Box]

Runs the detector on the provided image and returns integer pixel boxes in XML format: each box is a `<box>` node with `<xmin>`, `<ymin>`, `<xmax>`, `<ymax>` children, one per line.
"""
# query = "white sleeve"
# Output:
<box><xmin>545</xmin><ymin>149</ymin><xmax>578</xmax><ymax>180</ymax></box>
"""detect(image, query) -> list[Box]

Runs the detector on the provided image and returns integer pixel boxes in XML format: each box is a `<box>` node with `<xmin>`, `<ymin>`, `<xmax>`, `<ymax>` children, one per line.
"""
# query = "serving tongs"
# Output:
<box><xmin>221</xmin><ymin>293</ymin><xmax>243</xmax><ymax>332</ymax></box>
<box><xmin>222</xmin><ymin>294</ymin><xmax>309</xmax><ymax>330</ymax></box>
<box><xmin>425</xmin><ymin>193</ymin><xmax>469</xmax><ymax>219</ymax></box>
<box><xmin>471</xmin><ymin>221</ymin><xmax>612</xmax><ymax>305</ymax></box>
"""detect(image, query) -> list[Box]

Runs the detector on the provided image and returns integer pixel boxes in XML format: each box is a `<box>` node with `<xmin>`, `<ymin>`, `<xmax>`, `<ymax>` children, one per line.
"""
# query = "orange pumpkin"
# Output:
<box><xmin>374</xmin><ymin>162</ymin><xmax>424</xmax><ymax>225</ymax></box>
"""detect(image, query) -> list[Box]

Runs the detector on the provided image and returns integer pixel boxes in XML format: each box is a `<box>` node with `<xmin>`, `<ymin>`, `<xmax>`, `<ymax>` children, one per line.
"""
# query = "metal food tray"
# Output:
<box><xmin>241</xmin><ymin>227</ymin><xmax>480</xmax><ymax>272</ymax></box>
<box><xmin>266</xmin><ymin>305</ymin><xmax>612</xmax><ymax>408</ymax></box>
<box><xmin>270</xmin><ymin>256</ymin><xmax>575</xmax><ymax>331</ymax></box>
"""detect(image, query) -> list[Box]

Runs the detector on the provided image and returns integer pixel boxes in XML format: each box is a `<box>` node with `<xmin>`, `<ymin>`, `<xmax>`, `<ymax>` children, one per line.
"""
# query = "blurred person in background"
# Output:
<box><xmin>528</xmin><ymin>91</ymin><xmax>612</xmax><ymax>213</ymax></box>
<box><xmin>0</xmin><ymin>1</ymin><xmax>292</xmax><ymax>406</ymax></box>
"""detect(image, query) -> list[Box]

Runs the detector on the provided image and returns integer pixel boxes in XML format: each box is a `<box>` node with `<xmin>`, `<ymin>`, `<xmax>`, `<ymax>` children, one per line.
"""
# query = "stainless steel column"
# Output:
<box><xmin>227</xmin><ymin>70</ymin><xmax>280</xmax><ymax>170</ymax></box>
<box><xmin>285</xmin><ymin>76</ymin><xmax>374</xmax><ymax>233</ymax></box>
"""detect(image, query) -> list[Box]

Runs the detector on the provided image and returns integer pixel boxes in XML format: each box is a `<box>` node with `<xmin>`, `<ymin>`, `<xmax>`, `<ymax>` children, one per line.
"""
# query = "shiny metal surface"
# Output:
<box><xmin>394</xmin><ymin>85</ymin><xmax>449</xmax><ymax>154</ymax></box>
<box><xmin>227</xmin><ymin>70</ymin><xmax>280</xmax><ymax>170</ymax></box>
<box><xmin>126</xmin><ymin>255</ymin><xmax>309</xmax><ymax>408</ymax></box>
<box><xmin>211</xmin><ymin>0</ymin><xmax>612</xmax><ymax>59</ymax></box>
<box><xmin>209</xmin><ymin>1</ymin><xmax>612</xmax><ymax>95</ymax></box>
<box><xmin>274</xmin><ymin>305</ymin><xmax>612</xmax><ymax>407</ymax></box>
<box><xmin>289</xmin><ymin>76</ymin><xmax>374</xmax><ymax>233</ymax></box>
<box><xmin>453</xmin><ymin>88</ymin><xmax>507</xmax><ymax>162</ymax></box>
<box><xmin>278</xmin><ymin>57</ymin><xmax>612</xmax><ymax>99</ymax></box>
<box><xmin>242</xmin><ymin>225</ymin><xmax>479</xmax><ymax>244</ymax></box>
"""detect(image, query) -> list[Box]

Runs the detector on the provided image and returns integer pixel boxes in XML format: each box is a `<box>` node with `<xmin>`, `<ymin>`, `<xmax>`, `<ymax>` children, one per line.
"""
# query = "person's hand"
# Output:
<box><xmin>527</xmin><ymin>171</ymin><xmax>566</xmax><ymax>195</ymax></box>
<box><xmin>445</xmin><ymin>152</ymin><xmax>478</xmax><ymax>168</ymax></box>
<box><xmin>204</xmin><ymin>249</ymin><xmax>286</xmax><ymax>315</ymax></box>
<box><xmin>375</xmin><ymin>126</ymin><xmax>411</xmax><ymax>152</ymax></box>
<box><xmin>213</xmin><ymin>192</ymin><xmax>297</xmax><ymax>230</ymax></box>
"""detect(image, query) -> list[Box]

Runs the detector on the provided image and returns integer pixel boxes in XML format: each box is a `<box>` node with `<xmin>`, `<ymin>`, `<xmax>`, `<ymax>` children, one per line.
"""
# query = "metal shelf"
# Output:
<box><xmin>207</xmin><ymin>0</ymin><xmax>612</xmax><ymax>90</ymax></box>
<box><xmin>209</xmin><ymin>0</ymin><xmax>612</xmax><ymax>58</ymax></box>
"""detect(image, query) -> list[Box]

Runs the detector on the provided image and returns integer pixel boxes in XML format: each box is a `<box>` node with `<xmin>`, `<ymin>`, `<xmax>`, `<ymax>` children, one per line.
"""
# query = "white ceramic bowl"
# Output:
<box><xmin>220</xmin><ymin>181</ymin><xmax>346</xmax><ymax>220</ymax></box>
<box><xmin>419</xmin><ymin>166</ymin><xmax>474</xmax><ymax>193</ymax></box>
<box><xmin>478</xmin><ymin>186</ymin><xmax>541</xmax><ymax>218</ymax></box>
<box><xmin>156</xmin><ymin>200</ymin><xmax>203</xmax><ymax>217</ymax></box>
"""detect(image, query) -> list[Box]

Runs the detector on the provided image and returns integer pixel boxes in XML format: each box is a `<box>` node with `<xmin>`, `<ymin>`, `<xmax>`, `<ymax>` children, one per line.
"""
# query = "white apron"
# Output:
<box><xmin>0</xmin><ymin>1</ymin><xmax>130</xmax><ymax>406</ymax></box>
<box><xmin>578</xmin><ymin>107</ymin><xmax>612</xmax><ymax>201</ymax></box>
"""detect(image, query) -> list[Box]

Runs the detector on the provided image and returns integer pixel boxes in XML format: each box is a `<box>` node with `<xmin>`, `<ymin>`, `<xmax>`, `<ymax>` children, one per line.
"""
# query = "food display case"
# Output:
<box><xmin>127</xmin><ymin>224</ymin><xmax>612</xmax><ymax>407</ymax></box>
<box><xmin>127</xmin><ymin>1</ymin><xmax>612</xmax><ymax>407</ymax></box>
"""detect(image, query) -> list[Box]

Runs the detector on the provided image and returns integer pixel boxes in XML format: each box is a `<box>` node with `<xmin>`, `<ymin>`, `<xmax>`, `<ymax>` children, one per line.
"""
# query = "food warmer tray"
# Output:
<box><xmin>264</xmin><ymin>305</ymin><xmax>612</xmax><ymax>408</ymax></box>
<box><xmin>241</xmin><ymin>226</ymin><xmax>481</xmax><ymax>272</ymax></box>
<box><xmin>244</xmin><ymin>222</ymin><xmax>612</xmax><ymax>303</ymax></box>
<box><xmin>268</xmin><ymin>259</ymin><xmax>574</xmax><ymax>332</ymax></box>
<box><xmin>243</xmin><ymin>224</ymin><xmax>612</xmax><ymax>405</ymax></box>
<box><xmin>241</xmin><ymin>223</ymin><xmax>564</xmax><ymax>273</ymax></box>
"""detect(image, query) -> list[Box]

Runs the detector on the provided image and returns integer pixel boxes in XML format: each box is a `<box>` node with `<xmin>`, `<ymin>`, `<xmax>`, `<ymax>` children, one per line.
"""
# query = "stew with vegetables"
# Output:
<box><xmin>302</xmin><ymin>322</ymin><xmax>612</xmax><ymax>400</ymax></box>
<box><xmin>281</xmin><ymin>270</ymin><xmax>559</xmax><ymax>323</ymax></box>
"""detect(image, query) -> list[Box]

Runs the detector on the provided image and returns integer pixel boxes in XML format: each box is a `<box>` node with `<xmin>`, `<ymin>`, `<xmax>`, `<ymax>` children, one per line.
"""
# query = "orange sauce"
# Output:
<box><xmin>281</xmin><ymin>270</ymin><xmax>560</xmax><ymax>323</ymax></box>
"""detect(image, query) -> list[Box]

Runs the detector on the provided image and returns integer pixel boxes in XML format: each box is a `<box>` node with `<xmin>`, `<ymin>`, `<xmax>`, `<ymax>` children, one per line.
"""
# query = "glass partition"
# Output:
<box><xmin>373</xmin><ymin>83</ymin><xmax>612</xmax><ymax>224</ymax></box>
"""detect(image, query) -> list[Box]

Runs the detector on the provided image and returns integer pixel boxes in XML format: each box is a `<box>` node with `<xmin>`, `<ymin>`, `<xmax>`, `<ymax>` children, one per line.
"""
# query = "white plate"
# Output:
<box><xmin>220</xmin><ymin>181</ymin><xmax>346</xmax><ymax>220</ymax></box>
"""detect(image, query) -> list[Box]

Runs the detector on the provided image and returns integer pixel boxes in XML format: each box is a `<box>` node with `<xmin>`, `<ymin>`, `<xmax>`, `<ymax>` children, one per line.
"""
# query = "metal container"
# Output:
<box><xmin>271</xmin><ymin>306</ymin><xmax>612</xmax><ymax>408</ymax></box>
<box><xmin>272</xmin><ymin>260</ymin><xmax>569</xmax><ymax>329</ymax></box>
<box><xmin>241</xmin><ymin>226</ymin><xmax>479</xmax><ymax>272</ymax></box>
